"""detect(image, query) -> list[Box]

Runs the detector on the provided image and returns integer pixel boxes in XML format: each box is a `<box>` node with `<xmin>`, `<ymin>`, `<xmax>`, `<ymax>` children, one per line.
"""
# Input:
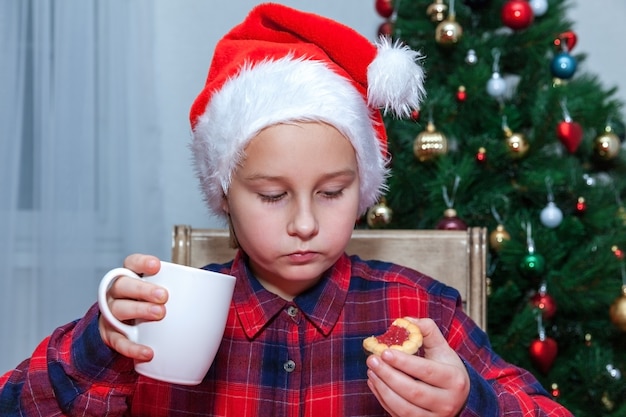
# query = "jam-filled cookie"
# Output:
<box><xmin>363</xmin><ymin>318</ymin><xmax>423</xmax><ymax>356</ymax></box>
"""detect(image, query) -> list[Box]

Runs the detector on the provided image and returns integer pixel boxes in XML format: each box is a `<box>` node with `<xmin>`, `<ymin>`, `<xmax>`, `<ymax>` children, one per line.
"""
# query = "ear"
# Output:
<box><xmin>220</xmin><ymin>193</ymin><xmax>230</xmax><ymax>214</ymax></box>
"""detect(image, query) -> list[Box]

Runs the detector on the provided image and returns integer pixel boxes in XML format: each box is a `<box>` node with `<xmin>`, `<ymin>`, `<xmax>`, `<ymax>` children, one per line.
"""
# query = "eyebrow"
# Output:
<box><xmin>242</xmin><ymin>169</ymin><xmax>357</xmax><ymax>182</ymax></box>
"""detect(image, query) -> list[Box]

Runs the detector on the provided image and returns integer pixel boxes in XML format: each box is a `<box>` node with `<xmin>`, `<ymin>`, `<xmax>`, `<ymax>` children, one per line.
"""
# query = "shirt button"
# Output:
<box><xmin>287</xmin><ymin>306</ymin><xmax>299</xmax><ymax>317</ymax></box>
<box><xmin>283</xmin><ymin>360</ymin><xmax>296</xmax><ymax>373</ymax></box>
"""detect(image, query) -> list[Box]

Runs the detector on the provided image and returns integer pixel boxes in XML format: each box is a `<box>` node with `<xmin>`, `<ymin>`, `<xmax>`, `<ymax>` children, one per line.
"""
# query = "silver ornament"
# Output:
<box><xmin>540</xmin><ymin>202</ymin><xmax>563</xmax><ymax>228</ymax></box>
<box><xmin>606</xmin><ymin>364</ymin><xmax>622</xmax><ymax>380</ymax></box>
<box><xmin>465</xmin><ymin>49</ymin><xmax>478</xmax><ymax>65</ymax></box>
<box><xmin>486</xmin><ymin>72</ymin><xmax>507</xmax><ymax>99</ymax></box>
<box><xmin>529</xmin><ymin>0</ymin><xmax>548</xmax><ymax>17</ymax></box>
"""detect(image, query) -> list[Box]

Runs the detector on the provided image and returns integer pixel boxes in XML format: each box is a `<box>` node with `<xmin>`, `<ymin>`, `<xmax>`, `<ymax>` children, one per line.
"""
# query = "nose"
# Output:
<box><xmin>287</xmin><ymin>197</ymin><xmax>319</xmax><ymax>239</ymax></box>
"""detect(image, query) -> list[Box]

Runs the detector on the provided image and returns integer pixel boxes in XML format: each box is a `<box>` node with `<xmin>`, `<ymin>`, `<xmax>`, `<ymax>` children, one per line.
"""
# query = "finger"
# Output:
<box><xmin>108</xmin><ymin>275</ymin><xmax>168</xmax><ymax>305</ymax></box>
<box><xmin>407</xmin><ymin>318</ymin><xmax>469</xmax><ymax>380</ymax></box>
<box><xmin>367</xmin><ymin>357</ymin><xmax>433</xmax><ymax>416</ymax></box>
<box><xmin>98</xmin><ymin>316</ymin><xmax>153</xmax><ymax>361</ymax></box>
<box><xmin>367</xmin><ymin>370</ymin><xmax>406</xmax><ymax>415</ymax></box>
<box><xmin>108</xmin><ymin>298</ymin><xmax>167</xmax><ymax>322</ymax></box>
<box><xmin>123</xmin><ymin>254</ymin><xmax>161</xmax><ymax>276</ymax></box>
<box><xmin>406</xmin><ymin>317</ymin><xmax>455</xmax><ymax>362</ymax></box>
<box><xmin>108</xmin><ymin>330</ymin><xmax>154</xmax><ymax>361</ymax></box>
<box><xmin>368</xmin><ymin>350</ymin><xmax>442</xmax><ymax>411</ymax></box>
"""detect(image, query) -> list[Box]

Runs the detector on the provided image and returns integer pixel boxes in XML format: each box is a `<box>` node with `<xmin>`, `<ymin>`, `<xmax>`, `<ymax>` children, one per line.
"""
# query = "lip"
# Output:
<box><xmin>286</xmin><ymin>251</ymin><xmax>318</xmax><ymax>264</ymax></box>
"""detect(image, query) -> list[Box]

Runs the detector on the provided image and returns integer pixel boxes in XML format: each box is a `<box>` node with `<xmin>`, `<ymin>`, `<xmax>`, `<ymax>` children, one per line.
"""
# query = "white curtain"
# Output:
<box><xmin>0</xmin><ymin>0</ymin><xmax>163</xmax><ymax>373</ymax></box>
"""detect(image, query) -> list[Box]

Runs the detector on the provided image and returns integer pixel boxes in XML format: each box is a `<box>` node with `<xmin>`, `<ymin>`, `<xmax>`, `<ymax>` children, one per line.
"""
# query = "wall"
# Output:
<box><xmin>569</xmin><ymin>1</ymin><xmax>626</xmax><ymax>118</ymax></box>
<box><xmin>153</xmin><ymin>1</ymin><xmax>626</xmax><ymax>259</ymax></box>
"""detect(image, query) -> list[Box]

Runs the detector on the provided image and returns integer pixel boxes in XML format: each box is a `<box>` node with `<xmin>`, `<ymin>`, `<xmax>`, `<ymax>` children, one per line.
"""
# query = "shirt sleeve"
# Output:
<box><xmin>434</xmin><ymin>290</ymin><xmax>574</xmax><ymax>417</ymax></box>
<box><xmin>0</xmin><ymin>303</ymin><xmax>138</xmax><ymax>416</ymax></box>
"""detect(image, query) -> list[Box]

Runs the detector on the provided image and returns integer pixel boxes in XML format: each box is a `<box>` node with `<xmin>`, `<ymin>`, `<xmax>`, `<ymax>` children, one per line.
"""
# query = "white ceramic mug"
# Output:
<box><xmin>97</xmin><ymin>261</ymin><xmax>236</xmax><ymax>385</ymax></box>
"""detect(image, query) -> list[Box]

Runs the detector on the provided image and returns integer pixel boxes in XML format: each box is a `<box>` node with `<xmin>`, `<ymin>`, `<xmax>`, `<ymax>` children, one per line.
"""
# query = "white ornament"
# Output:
<box><xmin>465</xmin><ymin>49</ymin><xmax>478</xmax><ymax>65</ymax></box>
<box><xmin>540</xmin><ymin>202</ymin><xmax>563</xmax><ymax>228</ymax></box>
<box><xmin>529</xmin><ymin>0</ymin><xmax>548</xmax><ymax>17</ymax></box>
<box><xmin>606</xmin><ymin>364</ymin><xmax>622</xmax><ymax>380</ymax></box>
<box><xmin>486</xmin><ymin>72</ymin><xmax>507</xmax><ymax>99</ymax></box>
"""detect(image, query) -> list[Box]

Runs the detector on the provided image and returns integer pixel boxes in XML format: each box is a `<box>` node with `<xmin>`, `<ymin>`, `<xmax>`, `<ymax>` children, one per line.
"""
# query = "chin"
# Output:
<box><xmin>281</xmin><ymin>261</ymin><xmax>334</xmax><ymax>282</ymax></box>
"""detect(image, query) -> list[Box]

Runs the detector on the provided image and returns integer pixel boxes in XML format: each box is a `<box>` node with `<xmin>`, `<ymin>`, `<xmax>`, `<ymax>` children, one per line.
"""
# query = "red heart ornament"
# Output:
<box><xmin>556</xmin><ymin>120</ymin><xmax>583</xmax><ymax>153</ymax></box>
<box><xmin>554</xmin><ymin>31</ymin><xmax>577</xmax><ymax>52</ymax></box>
<box><xmin>529</xmin><ymin>337</ymin><xmax>558</xmax><ymax>374</ymax></box>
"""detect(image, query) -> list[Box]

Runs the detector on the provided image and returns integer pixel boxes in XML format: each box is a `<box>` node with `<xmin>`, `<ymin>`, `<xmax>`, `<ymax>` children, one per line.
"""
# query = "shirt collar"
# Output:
<box><xmin>230</xmin><ymin>251</ymin><xmax>352</xmax><ymax>339</ymax></box>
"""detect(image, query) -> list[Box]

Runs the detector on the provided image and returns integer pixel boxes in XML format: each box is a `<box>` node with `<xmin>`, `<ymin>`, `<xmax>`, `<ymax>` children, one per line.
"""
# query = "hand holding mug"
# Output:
<box><xmin>98</xmin><ymin>257</ymin><xmax>236</xmax><ymax>385</ymax></box>
<box><xmin>98</xmin><ymin>255</ymin><xmax>167</xmax><ymax>361</ymax></box>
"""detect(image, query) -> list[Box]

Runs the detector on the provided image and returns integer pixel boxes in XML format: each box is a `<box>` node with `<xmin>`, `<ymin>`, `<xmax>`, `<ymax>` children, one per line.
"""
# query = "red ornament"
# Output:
<box><xmin>551</xmin><ymin>383</ymin><xmax>560</xmax><ymax>398</ymax></box>
<box><xmin>456</xmin><ymin>85</ymin><xmax>467</xmax><ymax>102</ymax></box>
<box><xmin>436</xmin><ymin>208</ymin><xmax>468</xmax><ymax>230</ymax></box>
<box><xmin>501</xmin><ymin>0</ymin><xmax>534</xmax><ymax>30</ymax></box>
<box><xmin>411</xmin><ymin>109</ymin><xmax>421</xmax><ymax>121</ymax></box>
<box><xmin>556</xmin><ymin>120</ymin><xmax>583</xmax><ymax>153</ymax></box>
<box><xmin>529</xmin><ymin>337</ymin><xmax>558</xmax><ymax>374</ymax></box>
<box><xmin>612</xmin><ymin>245</ymin><xmax>624</xmax><ymax>260</ymax></box>
<box><xmin>554</xmin><ymin>31</ymin><xmax>577</xmax><ymax>52</ymax></box>
<box><xmin>378</xmin><ymin>21</ymin><xmax>393</xmax><ymax>37</ymax></box>
<box><xmin>531</xmin><ymin>292</ymin><xmax>557</xmax><ymax>320</ymax></box>
<box><xmin>574</xmin><ymin>196</ymin><xmax>586</xmax><ymax>215</ymax></box>
<box><xmin>375</xmin><ymin>0</ymin><xmax>394</xmax><ymax>18</ymax></box>
<box><xmin>476</xmin><ymin>147</ymin><xmax>487</xmax><ymax>163</ymax></box>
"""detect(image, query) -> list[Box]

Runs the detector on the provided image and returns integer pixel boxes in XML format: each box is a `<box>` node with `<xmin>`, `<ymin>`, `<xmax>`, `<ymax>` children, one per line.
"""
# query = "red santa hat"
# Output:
<box><xmin>190</xmin><ymin>3</ymin><xmax>425</xmax><ymax>218</ymax></box>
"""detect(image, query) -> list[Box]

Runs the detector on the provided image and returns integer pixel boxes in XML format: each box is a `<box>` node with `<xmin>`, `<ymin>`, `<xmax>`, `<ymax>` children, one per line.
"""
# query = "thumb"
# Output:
<box><xmin>405</xmin><ymin>317</ymin><xmax>453</xmax><ymax>361</ymax></box>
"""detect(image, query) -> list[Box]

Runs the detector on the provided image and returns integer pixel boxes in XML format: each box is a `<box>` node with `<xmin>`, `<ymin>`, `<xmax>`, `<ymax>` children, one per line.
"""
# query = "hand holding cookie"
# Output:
<box><xmin>365</xmin><ymin>318</ymin><xmax>470</xmax><ymax>417</ymax></box>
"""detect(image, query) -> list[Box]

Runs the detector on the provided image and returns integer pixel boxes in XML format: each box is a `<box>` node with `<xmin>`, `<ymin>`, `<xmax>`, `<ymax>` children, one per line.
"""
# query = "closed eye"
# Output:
<box><xmin>259</xmin><ymin>192</ymin><xmax>286</xmax><ymax>203</ymax></box>
<box><xmin>321</xmin><ymin>189</ymin><xmax>344</xmax><ymax>199</ymax></box>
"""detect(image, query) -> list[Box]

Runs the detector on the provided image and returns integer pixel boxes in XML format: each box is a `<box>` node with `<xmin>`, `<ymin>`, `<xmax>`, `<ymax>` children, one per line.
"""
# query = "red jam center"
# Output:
<box><xmin>376</xmin><ymin>325</ymin><xmax>409</xmax><ymax>345</ymax></box>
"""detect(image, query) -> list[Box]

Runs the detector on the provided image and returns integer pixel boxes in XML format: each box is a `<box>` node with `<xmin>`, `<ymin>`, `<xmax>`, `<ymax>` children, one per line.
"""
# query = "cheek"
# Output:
<box><xmin>227</xmin><ymin>198</ymin><xmax>276</xmax><ymax>242</ymax></box>
<box><xmin>324</xmin><ymin>188</ymin><xmax>361</xmax><ymax>220</ymax></box>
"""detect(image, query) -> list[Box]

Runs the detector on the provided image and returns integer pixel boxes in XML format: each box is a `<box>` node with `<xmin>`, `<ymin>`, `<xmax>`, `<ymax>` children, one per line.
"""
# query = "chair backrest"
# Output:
<box><xmin>171</xmin><ymin>225</ymin><xmax>488</xmax><ymax>330</ymax></box>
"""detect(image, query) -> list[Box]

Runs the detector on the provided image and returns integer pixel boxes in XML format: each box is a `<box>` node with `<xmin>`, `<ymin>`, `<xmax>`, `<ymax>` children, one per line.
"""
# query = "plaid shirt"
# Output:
<box><xmin>1</xmin><ymin>252</ymin><xmax>572</xmax><ymax>416</ymax></box>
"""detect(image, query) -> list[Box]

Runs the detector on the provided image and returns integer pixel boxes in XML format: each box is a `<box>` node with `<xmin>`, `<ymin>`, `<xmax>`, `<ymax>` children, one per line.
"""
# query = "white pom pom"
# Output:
<box><xmin>367</xmin><ymin>37</ymin><xmax>426</xmax><ymax>118</ymax></box>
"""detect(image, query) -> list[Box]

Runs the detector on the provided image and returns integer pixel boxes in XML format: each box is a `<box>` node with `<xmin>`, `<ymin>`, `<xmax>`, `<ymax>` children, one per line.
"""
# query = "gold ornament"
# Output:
<box><xmin>489</xmin><ymin>224</ymin><xmax>511</xmax><ymax>252</ymax></box>
<box><xmin>617</xmin><ymin>206</ymin><xmax>626</xmax><ymax>226</ymax></box>
<box><xmin>426</xmin><ymin>0</ymin><xmax>448</xmax><ymax>22</ymax></box>
<box><xmin>435</xmin><ymin>15</ymin><xmax>462</xmax><ymax>45</ymax></box>
<box><xmin>504</xmin><ymin>126</ymin><xmax>529</xmax><ymax>159</ymax></box>
<box><xmin>601</xmin><ymin>392</ymin><xmax>615</xmax><ymax>412</ymax></box>
<box><xmin>609</xmin><ymin>285</ymin><xmax>626</xmax><ymax>331</ymax></box>
<box><xmin>413</xmin><ymin>121</ymin><xmax>448</xmax><ymax>162</ymax></box>
<box><xmin>594</xmin><ymin>126</ymin><xmax>620</xmax><ymax>160</ymax></box>
<box><xmin>366</xmin><ymin>198</ymin><xmax>393</xmax><ymax>228</ymax></box>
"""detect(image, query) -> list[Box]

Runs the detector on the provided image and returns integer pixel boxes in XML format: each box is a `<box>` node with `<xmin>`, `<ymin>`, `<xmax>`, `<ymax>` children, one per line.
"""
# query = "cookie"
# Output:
<box><xmin>363</xmin><ymin>318</ymin><xmax>423</xmax><ymax>356</ymax></box>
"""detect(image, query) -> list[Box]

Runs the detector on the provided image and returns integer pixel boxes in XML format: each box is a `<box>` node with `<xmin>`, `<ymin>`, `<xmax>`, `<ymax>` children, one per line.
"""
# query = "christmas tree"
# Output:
<box><xmin>370</xmin><ymin>0</ymin><xmax>626</xmax><ymax>414</ymax></box>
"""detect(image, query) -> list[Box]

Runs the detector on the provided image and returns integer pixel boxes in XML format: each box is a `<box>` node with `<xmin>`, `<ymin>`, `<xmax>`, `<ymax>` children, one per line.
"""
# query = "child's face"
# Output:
<box><xmin>222</xmin><ymin>122</ymin><xmax>361</xmax><ymax>299</ymax></box>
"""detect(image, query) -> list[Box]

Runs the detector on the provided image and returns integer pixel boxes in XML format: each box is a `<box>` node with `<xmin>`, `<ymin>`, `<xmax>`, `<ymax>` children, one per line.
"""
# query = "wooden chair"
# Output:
<box><xmin>171</xmin><ymin>225</ymin><xmax>488</xmax><ymax>330</ymax></box>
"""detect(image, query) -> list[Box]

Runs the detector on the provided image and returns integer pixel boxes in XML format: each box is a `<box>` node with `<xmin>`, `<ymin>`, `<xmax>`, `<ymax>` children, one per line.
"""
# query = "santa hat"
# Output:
<box><xmin>190</xmin><ymin>3</ymin><xmax>425</xmax><ymax>218</ymax></box>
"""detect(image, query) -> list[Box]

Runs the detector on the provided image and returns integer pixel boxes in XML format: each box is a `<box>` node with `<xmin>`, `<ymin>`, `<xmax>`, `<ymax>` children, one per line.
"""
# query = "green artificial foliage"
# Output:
<box><xmin>373</xmin><ymin>0</ymin><xmax>626</xmax><ymax>414</ymax></box>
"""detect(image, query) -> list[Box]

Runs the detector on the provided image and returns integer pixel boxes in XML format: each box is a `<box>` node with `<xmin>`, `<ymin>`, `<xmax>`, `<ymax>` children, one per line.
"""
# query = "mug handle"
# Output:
<box><xmin>97</xmin><ymin>268</ymin><xmax>141</xmax><ymax>342</ymax></box>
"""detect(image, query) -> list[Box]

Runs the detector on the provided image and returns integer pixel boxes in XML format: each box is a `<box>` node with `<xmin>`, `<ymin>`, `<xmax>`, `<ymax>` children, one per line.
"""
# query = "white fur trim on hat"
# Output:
<box><xmin>191</xmin><ymin>55</ymin><xmax>388</xmax><ymax>218</ymax></box>
<box><xmin>368</xmin><ymin>37</ymin><xmax>426</xmax><ymax>117</ymax></box>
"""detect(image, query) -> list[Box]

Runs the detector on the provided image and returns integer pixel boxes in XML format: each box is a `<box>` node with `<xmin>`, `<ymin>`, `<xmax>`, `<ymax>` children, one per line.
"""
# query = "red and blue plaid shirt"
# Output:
<box><xmin>1</xmin><ymin>252</ymin><xmax>572</xmax><ymax>416</ymax></box>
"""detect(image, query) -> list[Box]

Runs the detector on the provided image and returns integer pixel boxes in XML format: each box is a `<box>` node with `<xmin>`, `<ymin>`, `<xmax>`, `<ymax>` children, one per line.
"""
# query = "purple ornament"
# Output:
<box><xmin>436</xmin><ymin>209</ymin><xmax>468</xmax><ymax>230</ymax></box>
